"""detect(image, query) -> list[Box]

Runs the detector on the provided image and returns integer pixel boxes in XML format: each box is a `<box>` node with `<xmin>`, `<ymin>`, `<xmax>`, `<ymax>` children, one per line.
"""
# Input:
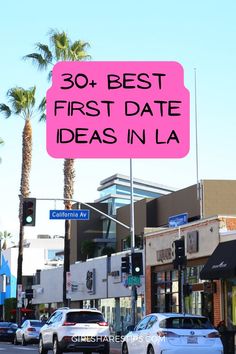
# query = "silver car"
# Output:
<box><xmin>14</xmin><ymin>319</ymin><xmax>44</xmax><ymax>345</ymax></box>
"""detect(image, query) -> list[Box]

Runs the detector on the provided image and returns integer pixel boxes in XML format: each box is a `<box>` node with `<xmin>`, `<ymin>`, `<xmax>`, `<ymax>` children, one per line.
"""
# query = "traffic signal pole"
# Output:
<box><xmin>130</xmin><ymin>159</ymin><xmax>136</xmax><ymax>327</ymax></box>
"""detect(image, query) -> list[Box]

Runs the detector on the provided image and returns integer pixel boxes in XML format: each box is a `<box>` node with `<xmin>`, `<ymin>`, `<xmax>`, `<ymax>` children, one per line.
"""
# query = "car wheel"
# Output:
<box><xmin>22</xmin><ymin>335</ymin><xmax>27</xmax><ymax>346</ymax></box>
<box><xmin>39</xmin><ymin>336</ymin><xmax>48</xmax><ymax>354</ymax></box>
<box><xmin>53</xmin><ymin>336</ymin><xmax>63</xmax><ymax>354</ymax></box>
<box><xmin>122</xmin><ymin>342</ymin><xmax>129</xmax><ymax>354</ymax></box>
<box><xmin>13</xmin><ymin>335</ymin><xmax>19</xmax><ymax>345</ymax></box>
<box><xmin>147</xmin><ymin>345</ymin><xmax>155</xmax><ymax>354</ymax></box>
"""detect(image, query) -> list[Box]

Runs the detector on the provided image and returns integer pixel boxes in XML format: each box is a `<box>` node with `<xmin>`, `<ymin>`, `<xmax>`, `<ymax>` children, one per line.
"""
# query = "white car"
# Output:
<box><xmin>122</xmin><ymin>313</ymin><xmax>223</xmax><ymax>354</ymax></box>
<box><xmin>14</xmin><ymin>320</ymin><xmax>44</xmax><ymax>345</ymax></box>
<box><xmin>39</xmin><ymin>307</ymin><xmax>110</xmax><ymax>354</ymax></box>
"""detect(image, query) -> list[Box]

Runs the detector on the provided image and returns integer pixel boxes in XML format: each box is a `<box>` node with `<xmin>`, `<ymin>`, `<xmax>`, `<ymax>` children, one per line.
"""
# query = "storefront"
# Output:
<box><xmin>151</xmin><ymin>261</ymin><xmax>215</xmax><ymax>322</ymax></box>
<box><xmin>200</xmin><ymin>238</ymin><xmax>236</xmax><ymax>329</ymax></box>
<box><xmin>145</xmin><ymin>216</ymin><xmax>236</xmax><ymax>326</ymax></box>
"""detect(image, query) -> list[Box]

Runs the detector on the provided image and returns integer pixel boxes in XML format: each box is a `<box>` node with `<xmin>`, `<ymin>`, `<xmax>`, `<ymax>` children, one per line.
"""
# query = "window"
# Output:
<box><xmin>66</xmin><ymin>311</ymin><xmax>104</xmax><ymax>324</ymax></box>
<box><xmin>29</xmin><ymin>321</ymin><xmax>44</xmax><ymax>328</ymax></box>
<box><xmin>135</xmin><ymin>316</ymin><xmax>151</xmax><ymax>331</ymax></box>
<box><xmin>146</xmin><ymin>316</ymin><xmax>157</xmax><ymax>329</ymax></box>
<box><xmin>159</xmin><ymin>316</ymin><xmax>214</xmax><ymax>329</ymax></box>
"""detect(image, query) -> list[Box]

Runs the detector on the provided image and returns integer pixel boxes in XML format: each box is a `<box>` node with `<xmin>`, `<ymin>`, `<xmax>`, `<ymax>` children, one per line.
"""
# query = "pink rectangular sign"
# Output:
<box><xmin>46</xmin><ymin>61</ymin><xmax>190</xmax><ymax>158</ymax></box>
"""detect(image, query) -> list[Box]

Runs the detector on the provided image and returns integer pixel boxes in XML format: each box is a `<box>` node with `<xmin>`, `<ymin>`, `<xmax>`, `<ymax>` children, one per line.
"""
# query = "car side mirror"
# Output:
<box><xmin>127</xmin><ymin>325</ymin><xmax>135</xmax><ymax>332</ymax></box>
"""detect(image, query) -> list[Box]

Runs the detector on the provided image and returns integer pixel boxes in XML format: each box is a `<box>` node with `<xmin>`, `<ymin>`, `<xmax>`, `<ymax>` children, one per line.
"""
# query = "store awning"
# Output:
<box><xmin>200</xmin><ymin>240</ymin><xmax>236</xmax><ymax>280</ymax></box>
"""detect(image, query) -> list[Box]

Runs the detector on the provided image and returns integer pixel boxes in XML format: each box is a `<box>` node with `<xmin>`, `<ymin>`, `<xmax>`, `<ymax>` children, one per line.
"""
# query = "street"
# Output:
<box><xmin>0</xmin><ymin>342</ymin><xmax>121</xmax><ymax>353</ymax></box>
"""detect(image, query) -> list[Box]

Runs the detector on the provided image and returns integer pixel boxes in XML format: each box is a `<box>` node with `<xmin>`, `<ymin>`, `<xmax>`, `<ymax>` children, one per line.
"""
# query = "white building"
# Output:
<box><xmin>32</xmin><ymin>251</ymin><xmax>144</xmax><ymax>333</ymax></box>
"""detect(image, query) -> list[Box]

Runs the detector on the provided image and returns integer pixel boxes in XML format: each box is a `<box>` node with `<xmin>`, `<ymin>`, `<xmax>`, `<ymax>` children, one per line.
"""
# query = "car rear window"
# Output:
<box><xmin>159</xmin><ymin>317</ymin><xmax>214</xmax><ymax>330</ymax></box>
<box><xmin>30</xmin><ymin>321</ymin><xmax>44</xmax><ymax>327</ymax></box>
<box><xmin>0</xmin><ymin>322</ymin><xmax>10</xmax><ymax>327</ymax></box>
<box><xmin>66</xmin><ymin>311</ymin><xmax>104</xmax><ymax>324</ymax></box>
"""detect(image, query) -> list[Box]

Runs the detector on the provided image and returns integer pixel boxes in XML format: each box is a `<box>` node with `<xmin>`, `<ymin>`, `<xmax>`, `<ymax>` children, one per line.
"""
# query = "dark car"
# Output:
<box><xmin>0</xmin><ymin>322</ymin><xmax>18</xmax><ymax>342</ymax></box>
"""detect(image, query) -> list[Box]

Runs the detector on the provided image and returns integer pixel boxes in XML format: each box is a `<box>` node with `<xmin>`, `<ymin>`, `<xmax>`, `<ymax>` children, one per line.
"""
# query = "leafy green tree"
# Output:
<box><xmin>101</xmin><ymin>246</ymin><xmax>115</xmax><ymax>257</ymax></box>
<box><xmin>0</xmin><ymin>86</ymin><xmax>37</xmax><ymax>290</ymax></box>
<box><xmin>25</xmin><ymin>30</ymin><xmax>90</xmax><ymax>305</ymax></box>
<box><xmin>81</xmin><ymin>240</ymin><xmax>96</xmax><ymax>260</ymax></box>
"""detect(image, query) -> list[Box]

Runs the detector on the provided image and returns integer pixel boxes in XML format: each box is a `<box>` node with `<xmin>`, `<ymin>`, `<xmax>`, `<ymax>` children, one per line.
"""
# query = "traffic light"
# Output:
<box><xmin>131</xmin><ymin>252</ymin><xmax>143</xmax><ymax>276</ymax></box>
<box><xmin>22</xmin><ymin>198</ymin><xmax>36</xmax><ymax>226</ymax></box>
<box><xmin>121</xmin><ymin>256</ymin><xmax>130</xmax><ymax>274</ymax></box>
<box><xmin>173</xmin><ymin>238</ymin><xmax>186</xmax><ymax>269</ymax></box>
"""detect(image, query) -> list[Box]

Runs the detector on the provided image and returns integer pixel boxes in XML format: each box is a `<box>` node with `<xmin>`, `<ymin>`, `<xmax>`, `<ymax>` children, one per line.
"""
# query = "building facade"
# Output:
<box><xmin>33</xmin><ymin>251</ymin><xmax>145</xmax><ymax>333</ymax></box>
<box><xmin>0</xmin><ymin>235</ymin><xmax>64</xmax><ymax>318</ymax></box>
<box><xmin>70</xmin><ymin>174</ymin><xmax>176</xmax><ymax>263</ymax></box>
<box><xmin>144</xmin><ymin>215</ymin><xmax>236</xmax><ymax>328</ymax></box>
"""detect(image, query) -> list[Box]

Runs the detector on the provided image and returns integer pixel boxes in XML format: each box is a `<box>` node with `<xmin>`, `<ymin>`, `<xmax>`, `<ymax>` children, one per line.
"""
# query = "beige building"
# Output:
<box><xmin>144</xmin><ymin>215</ymin><xmax>236</xmax><ymax>328</ymax></box>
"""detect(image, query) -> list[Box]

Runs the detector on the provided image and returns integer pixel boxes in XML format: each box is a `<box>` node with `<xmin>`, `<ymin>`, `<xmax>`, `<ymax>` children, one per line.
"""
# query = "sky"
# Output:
<box><xmin>0</xmin><ymin>0</ymin><xmax>236</xmax><ymax>241</ymax></box>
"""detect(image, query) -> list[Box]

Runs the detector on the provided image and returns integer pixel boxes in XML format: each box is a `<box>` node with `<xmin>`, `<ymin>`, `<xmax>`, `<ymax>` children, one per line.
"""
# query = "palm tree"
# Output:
<box><xmin>25</xmin><ymin>30</ymin><xmax>90</xmax><ymax>305</ymax></box>
<box><xmin>0</xmin><ymin>230</ymin><xmax>12</xmax><ymax>250</ymax></box>
<box><xmin>0</xmin><ymin>86</ymin><xmax>36</xmax><ymax>293</ymax></box>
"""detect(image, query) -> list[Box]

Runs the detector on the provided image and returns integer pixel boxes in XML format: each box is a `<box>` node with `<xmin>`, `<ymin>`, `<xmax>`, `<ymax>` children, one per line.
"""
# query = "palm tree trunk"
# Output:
<box><xmin>17</xmin><ymin>119</ymin><xmax>32</xmax><ymax>322</ymax></box>
<box><xmin>63</xmin><ymin>159</ymin><xmax>75</xmax><ymax>306</ymax></box>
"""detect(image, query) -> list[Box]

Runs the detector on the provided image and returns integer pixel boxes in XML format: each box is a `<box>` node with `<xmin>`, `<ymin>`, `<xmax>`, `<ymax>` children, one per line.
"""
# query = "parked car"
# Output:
<box><xmin>14</xmin><ymin>319</ymin><xmax>44</xmax><ymax>345</ymax></box>
<box><xmin>122</xmin><ymin>313</ymin><xmax>224</xmax><ymax>354</ymax></box>
<box><xmin>0</xmin><ymin>322</ymin><xmax>18</xmax><ymax>342</ymax></box>
<box><xmin>39</xmin><ymin>307</ymin><xmax>110</xmax><ymax>354</ymax></box>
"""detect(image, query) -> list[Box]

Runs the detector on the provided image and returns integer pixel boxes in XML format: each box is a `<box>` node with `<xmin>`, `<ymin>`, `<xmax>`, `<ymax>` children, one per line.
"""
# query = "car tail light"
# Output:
<box><xmin>63</xmin><ymin>336</ymin><xmax>72</xmax><ymax>342</ymax></box>
<box><xmin>27</xmin><ymin>327</ymin><xmax>36</xmax><ymax>332</ymax></box>
<box><xmin>207</xmin><ymin>332</ymin><xmax>220</xmax><ymax>338</ymax></box>
<box><xmin>157</xmin><ymin>331</ymin><xmax>179</xmax><ymax>338</ymax></box>
<box><xmin>62</xmin><ymin>322</ymin><xmax>76</xmax><ymax>326</ymax></box>
<box><xmin>98</xmin><ymin>322</ymin><xmax>108</xmax><ymax>326</ymax></box>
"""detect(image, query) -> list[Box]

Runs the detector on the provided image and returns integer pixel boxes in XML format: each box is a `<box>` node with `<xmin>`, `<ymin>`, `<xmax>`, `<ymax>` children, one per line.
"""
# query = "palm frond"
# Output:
<box><xmin>0</xmin><ymin>104</ymin><xmax>11</xmax><ymax>118</ymax></box>
<box><xmin>35</xmin><ymin>42</ymin><xmax>53</xmax><ymax>63</ymax></box>
<box><xmin>23</xmin><ymin>53</ymin><xmax>49</xmax><ymax>70</ymax></box>
<box><xmin>69</xmin><ymin>40</ymin><xmax>91</xmax><ymax>61</ymax></box>
<box><xmin>6</xmin><ymin>87</ymin><xmax>36</xmax><ymax>117</ymax></box>
<box><xmin>49</xmin><ymin>29</ymin><xmax>70</xmax><ymax>61</ymax></box>
<box><xmin>38</xmin><ymin>97</ymin><xmax>46</xmax><ymax>122</ymax></box>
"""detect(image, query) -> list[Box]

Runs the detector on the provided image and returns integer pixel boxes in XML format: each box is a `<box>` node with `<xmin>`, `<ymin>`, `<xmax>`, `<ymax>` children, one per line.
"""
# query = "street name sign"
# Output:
<box><xmin>168</xmin><ymin>213</ymin><xmax>188</xmax><ymax>227</ymax></box>
<box><xmin>127</xmin><ymin>275</ymin><xmax>141</xmax><ymax>286</ymax></box>
<box><xmin>49</xmin><ymin>209</ymin><xmax>90</xmax><ymax>220</ymax></box>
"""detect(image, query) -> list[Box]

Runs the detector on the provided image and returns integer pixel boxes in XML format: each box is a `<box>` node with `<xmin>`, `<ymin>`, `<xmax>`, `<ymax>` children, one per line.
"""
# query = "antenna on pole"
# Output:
<box><xmin>194</xmin><ymin>68</ymin><xmax>203</xmax><ymax>218</ymax></box>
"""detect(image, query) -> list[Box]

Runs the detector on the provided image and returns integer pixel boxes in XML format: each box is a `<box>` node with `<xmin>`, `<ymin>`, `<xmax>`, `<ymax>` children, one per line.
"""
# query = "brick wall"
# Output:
<box><xmin>225</xmin><ymin>218</ymin><xmax>236</xmax><ymax>231</ymax></box>
<box><xmin>213</xmin><ymin>280</ymin><xmax>222</xmax><ymax>326</ymax></box>
<box><xmin>145</xmin><ymin>266</ymin><xmax>152</xmax><ymax>314</ymax></box>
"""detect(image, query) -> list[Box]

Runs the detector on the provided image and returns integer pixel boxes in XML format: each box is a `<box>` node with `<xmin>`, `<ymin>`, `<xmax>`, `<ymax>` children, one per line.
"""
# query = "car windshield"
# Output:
<box><xmin>29</xmin><ymin>321</ymin><xmax>44</xmax><ymax>327</ymax></box>
<box><xmin>159</xmin><ymin>316</ymin><xmax>214</xmax><ymax>330</ymax></box>
<box><xmin>66</xmin><ymin>311</ymin><xmax>104</xmax><ymax>324</ymax></box>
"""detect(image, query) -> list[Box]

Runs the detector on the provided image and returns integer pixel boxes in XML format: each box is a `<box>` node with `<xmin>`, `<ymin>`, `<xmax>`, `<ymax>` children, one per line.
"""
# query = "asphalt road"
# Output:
<box><xmin>0</xmin><ymin>342</ymin><xmax>121</xmax><ymax>353</ymax></box>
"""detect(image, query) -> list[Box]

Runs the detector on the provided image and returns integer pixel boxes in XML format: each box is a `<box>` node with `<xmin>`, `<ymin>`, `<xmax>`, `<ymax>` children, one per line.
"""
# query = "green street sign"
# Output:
<box><xmin>127</xmin><ymin>275</ymin><xmax>141</xmax><ymax>286</ymax></box>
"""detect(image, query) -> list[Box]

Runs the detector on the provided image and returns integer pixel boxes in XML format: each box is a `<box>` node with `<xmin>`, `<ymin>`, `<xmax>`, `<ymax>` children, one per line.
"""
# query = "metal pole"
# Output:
<box><xmin>37</xmin><ymin>198</ymin><xmax>130</xmax><ymax>230</ymax></box>
<box><xmin>194</xmin><ymin>68</ymin><xmax>203</xmax><ymax>219</ymax></box>
<box><xmin>130</xmin><ymin>159</ymin><xmax>136</xmax><ymax>327</ymax></box>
